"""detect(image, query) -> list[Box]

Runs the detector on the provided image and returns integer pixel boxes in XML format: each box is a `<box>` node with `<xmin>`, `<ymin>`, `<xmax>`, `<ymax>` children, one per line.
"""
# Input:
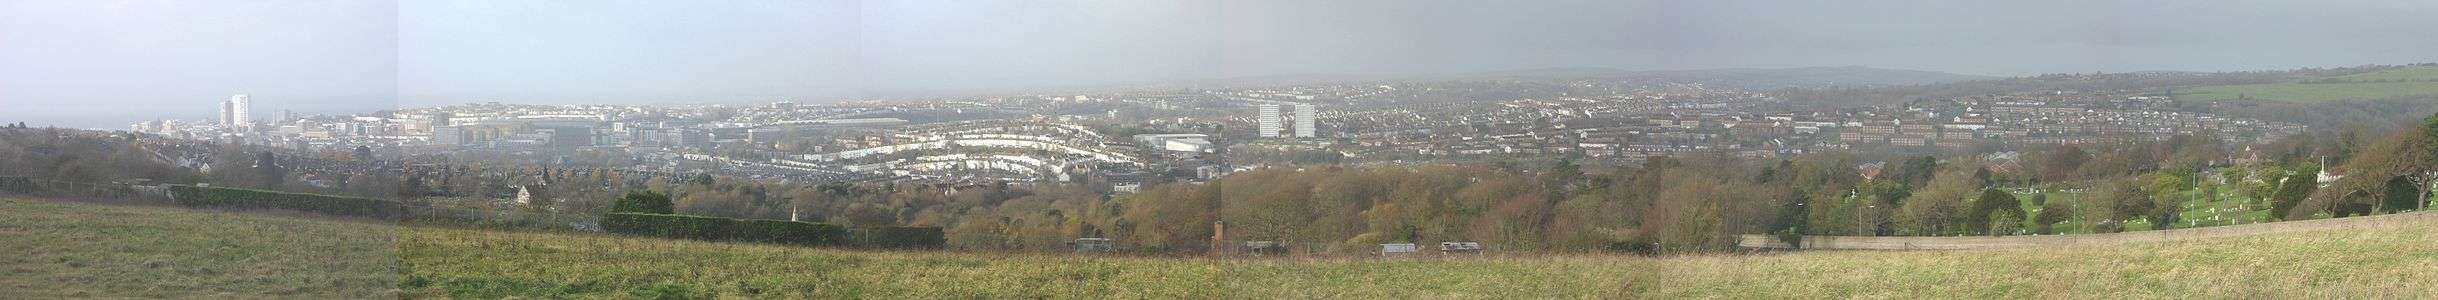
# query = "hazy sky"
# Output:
<box><xmin>6</xmin><ymin>0</ymin><xmax>2437</xmax><ymax>128</ymax></box>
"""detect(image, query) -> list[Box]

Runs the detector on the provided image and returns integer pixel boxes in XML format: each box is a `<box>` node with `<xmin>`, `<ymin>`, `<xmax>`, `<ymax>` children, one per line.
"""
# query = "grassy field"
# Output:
<box><xmin>2017</xmin><ymin>186</ymin><xmax>2276</xmax><ymax>234</ymax></box>
<box><xmin>404</xmin><ymin>227</ymin><xmax>1654</xmax><ymax>298</ymax></box>
<box><xmin>2179</xmin><ymin>66</ymin><xmax>2438</xmax><ymax>103</ymax></box>
<box><xmin>11</xmin><ymin>197</ymin><xmax>2438</xmax><ymax>298</ymax></box>
<box><xmin>1663</xmin><ymin>226</ymin><xmax>2438</xmax><ymax>298</ymax></box>
<box><xmin>0</xmin><ymin>198</ymin><xmax>401</xmax><ymax>298</ymax></box>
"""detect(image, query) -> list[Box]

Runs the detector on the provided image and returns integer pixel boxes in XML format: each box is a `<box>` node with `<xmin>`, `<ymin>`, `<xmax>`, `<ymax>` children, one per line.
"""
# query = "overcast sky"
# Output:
<box><xmin>5</xmin><ymin>0</ymin><xmax>2437</xmax><ymax>129</ymax></box>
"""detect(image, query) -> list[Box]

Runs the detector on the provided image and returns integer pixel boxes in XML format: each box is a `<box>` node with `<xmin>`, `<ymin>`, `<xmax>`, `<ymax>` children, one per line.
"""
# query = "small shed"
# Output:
<box><xmin>1379</xmin><ymin>243</ymin><xmax>1418</xmax><ymax>256</ymax></box>
<box><xmin>1069</xmin><ymin>238</ymin><xmax>1114</xmax><ymax>253</ymax></box>
<box><xmin>1440</xmin><ymin>242</ymin><xmax>1483</xmax><ymax>254</ymax></box>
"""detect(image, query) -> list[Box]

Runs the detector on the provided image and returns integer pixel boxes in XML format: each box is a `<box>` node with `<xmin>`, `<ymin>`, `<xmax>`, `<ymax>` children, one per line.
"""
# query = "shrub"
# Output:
<box><xmin>1968</xmin><ymin>189</ymin><xmax>2023</xmax><ymax>234</ymax></box>
<box><xmin>2033</xmin><ymin>200</ymin><xmax>2072</xmax><ymax>234</ymax></box>
<box><xmin>167</xmin><ymin>185</ymin><xmax>402</xmax><ymax>219</ymax></box>
<box><xmin>1987</xmin><ymin>210</ymin><xmax>2024</xmax><ymax>236</ymax></box>
<box><xmin>610</xmin><ymin>190</ymin><xmax>673</xmax><ymax>214</ymax></box>
<box><xmin>2270</xmin><ymin>170</ymin><xmax>2317</xmax><ymax>220</ymax></box>
<box><xmin>1773</xmin><ymin>227</ymin><xmax>1803</xmax><ymax>249</ymax></box>
<box><xmin>1606</xmin><ymin>235</ymin><xmax>1659</xmax><ymax>255</ymax></box>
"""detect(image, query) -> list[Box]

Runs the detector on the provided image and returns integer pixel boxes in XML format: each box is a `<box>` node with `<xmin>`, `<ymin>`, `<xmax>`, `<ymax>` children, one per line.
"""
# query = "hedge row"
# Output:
<box><xmin>0</xmin><ymin>177</ymin><xmax>35</xmax><ymax>194</ymax></box>
<box><xmin>738</xmin><ymin>219</ymin><xmax>847</xmax><ymax>245</ymax></box>
<box><xmin>167</xmin><ymin>185</ymin><xmax>402</xmax><ymax>219</ymax></box>
<box><xmin>848</xmin><ymin>226</ymin><xmax>947</xmax><ymax>249</ymax></box>
<box><xmin>602</xmin><ymin>213</ymin><xmax>748</xmax><ymax>241</ymax></box>
<box><xmin>601</xmin><ymin>212</ymin><xmax>938</xmax><ymax>249</ymax></box>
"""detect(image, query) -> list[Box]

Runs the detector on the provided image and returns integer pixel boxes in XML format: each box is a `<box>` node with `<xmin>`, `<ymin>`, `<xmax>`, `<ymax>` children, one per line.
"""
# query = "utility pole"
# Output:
<box><xmin>1211</xmin><ymin>221</ymin><xmax>1225</xmax><ymax>258</ymax></box>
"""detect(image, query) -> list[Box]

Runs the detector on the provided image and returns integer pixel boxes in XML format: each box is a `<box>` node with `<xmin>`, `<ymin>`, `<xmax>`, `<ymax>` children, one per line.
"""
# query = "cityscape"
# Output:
<box><xmin>7</xmin><ymin>1</ymin><xmax>2438</xmax><ymax>298</ymax></box>
<box><xmin>126</xmin><ymin>74</ymin><xmax>2314</xmax><ymax>196</ymax></box>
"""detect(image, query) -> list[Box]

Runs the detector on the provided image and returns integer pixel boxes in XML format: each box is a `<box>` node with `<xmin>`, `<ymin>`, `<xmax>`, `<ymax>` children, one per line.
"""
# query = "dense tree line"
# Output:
<box><xmin>11</xmin><ymin>111</ymin><xmax>2438</xmax><ymax>254</ymax></box>
<box><xmin>2218</xmin><ymin>96</ymin><xmax>2438</xmax><ymax>131</ymax></box>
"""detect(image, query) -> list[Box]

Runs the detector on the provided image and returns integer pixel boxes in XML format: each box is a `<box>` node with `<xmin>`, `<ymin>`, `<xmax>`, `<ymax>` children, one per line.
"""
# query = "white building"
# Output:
<box><xmin>1257</xmin><ymin>104</ymin><xmax>1282</xmax><ymax>138</ymax></box>
<box><xmin>1135</xmin><ymin>133</ymin><xmax>1214</xmax><ymax>153</ymax></box>
<box><xmin>221</xmin><ymin>94</ymin><xmax>252</xmax><ymax>132</ymax></box>
<box><xmin>1293</xmin><ymin>104</ymin><xmax>1317</xmax><ymax>138</ymax></box>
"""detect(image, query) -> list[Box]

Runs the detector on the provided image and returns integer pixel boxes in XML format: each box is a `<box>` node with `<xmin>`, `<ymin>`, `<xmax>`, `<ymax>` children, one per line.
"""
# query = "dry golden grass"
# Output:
<box><xmin>405</xmin><ymin>221</ymin><xmax>2438</xmax><ymax>298</ymax></box>
<box><xmin>1652</xmin><ymin>225</ymin><xmax>2438</xmax><ymax>298</ymax></box>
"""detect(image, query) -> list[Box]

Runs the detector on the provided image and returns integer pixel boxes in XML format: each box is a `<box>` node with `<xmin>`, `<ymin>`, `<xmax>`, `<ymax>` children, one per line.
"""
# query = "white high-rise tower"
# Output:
<box><xmin>1256</xmin><ymin>104</ymin><xmax>1282</xmax><ymax>138</ymax></box>
<box><xmin>1293</xmin><ymin>104</ymin><xmax>1317</xmax><ymax>138</ymax></box>
<box><xmin>221</xmin><ymin>94</ymin><xmax>252</xmax><ymax>132</ymax></box>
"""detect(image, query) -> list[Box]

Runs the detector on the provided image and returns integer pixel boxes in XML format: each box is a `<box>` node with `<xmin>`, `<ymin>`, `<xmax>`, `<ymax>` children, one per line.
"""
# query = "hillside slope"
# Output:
<box><xmin>2180</xmin><ymin>65</ymin><xmax>2438</xmax><ymax>102</ymax></box>
<box><xmin>7</xmin><ymin>197</ymin><xmax>2435</xmax><ymax>298</ymax></box>
<box><xmin>0</xmin><ymin>198</ymin><xmax>400</xmax><ymax>298</ymax></box>
<box><xmin>1631</xmin><ymin>66</ymin><xmax>1997</xmax><ymax>89</ymax></box>
<box><xmin>1475</xmin><ymin>66</ymin><xmax>1995</xmax><ymax>89</ymax></box>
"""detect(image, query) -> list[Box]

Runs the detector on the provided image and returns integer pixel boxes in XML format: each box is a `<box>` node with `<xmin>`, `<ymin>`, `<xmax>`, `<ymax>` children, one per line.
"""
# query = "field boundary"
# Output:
<box><xmin>1739</xmin><ymin>210</ymin><xmax>2438</xmax><ymax>250</ymax></box>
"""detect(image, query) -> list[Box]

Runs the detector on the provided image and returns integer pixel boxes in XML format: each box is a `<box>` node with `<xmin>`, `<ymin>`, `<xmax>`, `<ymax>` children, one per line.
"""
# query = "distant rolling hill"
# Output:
<box><xmin>2178</xmin><ymin>65</ymin><xmax>2438</xmax><ymax>103</ymax></box>
<box><xmin>1094</xmin><ymin>66</ymin><xmax>1997</xmax><ymax>92</ymax></box>
<box><xmin>1621</xmin><ymin>66</ymin><xmax>1999</xmax><ymax>89</ymax></box>
<box><xmin>1458</xmin><ymin>66</ymin><xmax>1996</xmax><ymax>90</ymax></box>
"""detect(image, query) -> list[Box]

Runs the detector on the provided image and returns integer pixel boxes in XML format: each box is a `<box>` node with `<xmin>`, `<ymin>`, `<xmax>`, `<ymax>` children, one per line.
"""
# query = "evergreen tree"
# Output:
<box><xmin>612</xmin><ymin>190</ymin><xmax>675</xmax><ymax>214</ymax></box>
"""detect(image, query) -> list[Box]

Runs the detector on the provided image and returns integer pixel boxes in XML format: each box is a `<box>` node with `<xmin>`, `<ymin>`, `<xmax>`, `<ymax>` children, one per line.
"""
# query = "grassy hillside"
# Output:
<box><xmin>2180</xmin><ymin>66</ymin><xmax>2438</xmax><ymax>102</ymax></box>
<box><xmin>2329</xmin><ymin>65</ymin><xmax>2438</xmax><ymax>81</ymax></box>
<box><xmin>1662</xmin><ymin>225</ymin><xmax>2437</xmax><ymax>298</ymax></box>
<box><xmin>404</xmin><ymin>227</ymin><xmax>1653</xmax><ymax>298</ymax></box>
<box><xmin>10</xmin><ymin>197</ymin><xmax>2438</xmax><ymax>298</ymax></box>
<box><xmin>0</xmin><ymin>198</ymin><xmax>400</xmax><ymax>298</ymax></box>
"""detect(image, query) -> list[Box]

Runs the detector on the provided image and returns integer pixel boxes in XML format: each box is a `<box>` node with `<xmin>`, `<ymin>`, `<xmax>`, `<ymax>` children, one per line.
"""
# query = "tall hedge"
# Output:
<box><xmin>848</xmin><ymin>226</ymin><xmax>946</xmax><ymax>249</ymax></box>
<box><xmin>600</xmin><ymin>212</ymin><xmax>935</xmax><ymax>249</ymax></box>
<box><xmin>610</xmin><ymin>190</ymin><xmax>674</xmax><ymax>214</ymax></box>
<box><xmin>601</xmin><ymin>213</ymin><xmax>737</xmax><ymax>241</ymax></box>
<box><xmin>737</xmin><ymin>220</ymin><xmax>846</xmax><ymax>245</ymax></box>
<box><xmin>0</xmin><ymin>177</ymin><xmax>36</xmax><ymax>194</ymax></box>
<box><xmin>167</xmin><ymin>185</ymin><xmax>402</xmax><ymax>219</ymax></box>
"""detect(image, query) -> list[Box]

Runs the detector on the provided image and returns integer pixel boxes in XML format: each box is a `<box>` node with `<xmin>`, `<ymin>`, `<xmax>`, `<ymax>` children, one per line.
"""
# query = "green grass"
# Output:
<box><xmin>12</xmin><ymin>196</ymin><xmax>2438</xmax><ymax>298</ymax></box>
<box><xmin>2166</xmin><ymin>188</ymin><xmax>2276</xmax><ymax>228</ymax></box>
<box><xmin>2008</xmin><ymin>183</ymin><xmax>2285</xmax><ymax>234</ymax></box>
<box><xmin>2178</xmin><ymin>66</ymin><xmax>2438</xmax><ymax>103</ymax></box>
<box><xmin>0</xmin><ymin>198</ymin><xmax>400</xmax><ymax>298</ymax></box>
<box><xmin>2018</xmin><ymin>190</ymin><xmax>2094</xmax><ymax>233</ymax></box>
<box><xmin>402</xmin><ymin>227</ymin><xmax>1655</xmax><ymax>298</ymax></box>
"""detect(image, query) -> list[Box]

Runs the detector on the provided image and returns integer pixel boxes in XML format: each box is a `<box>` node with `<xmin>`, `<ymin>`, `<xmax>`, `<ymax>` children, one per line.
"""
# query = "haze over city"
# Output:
<box><xmin>15</xmin><ymin>1</ymin><xmax>2438</xmax><ymax>298</ymax></box>
<box><xmin>6</xmin><ymin>0</ymin><xmax>2438</xmax><ymax>129</ymax></box>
